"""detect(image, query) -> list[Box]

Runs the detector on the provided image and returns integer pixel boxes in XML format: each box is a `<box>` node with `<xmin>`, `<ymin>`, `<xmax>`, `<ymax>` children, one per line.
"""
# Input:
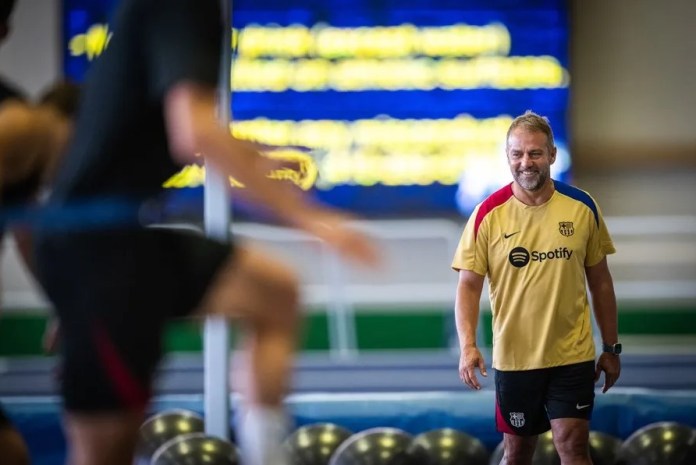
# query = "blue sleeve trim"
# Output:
<box><xmin>554</xmin><ymin>181</ymin><xmax>599</xmax><ymax>226</ymax></box>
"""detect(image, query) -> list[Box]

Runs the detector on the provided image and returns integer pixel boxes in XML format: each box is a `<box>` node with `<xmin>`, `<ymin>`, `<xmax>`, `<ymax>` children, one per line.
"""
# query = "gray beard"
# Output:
<box><xmin>514</xmin><ymin>171</ymin><xmax>548</xmax><ymax>191</ymax></box>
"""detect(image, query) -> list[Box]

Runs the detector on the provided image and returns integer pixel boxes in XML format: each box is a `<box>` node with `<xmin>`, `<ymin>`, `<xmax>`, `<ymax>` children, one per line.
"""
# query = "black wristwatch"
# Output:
<box><xmin>602</xmin><ymin>342</ymin><xmax>622</xmax><ymax>355</ymax></box>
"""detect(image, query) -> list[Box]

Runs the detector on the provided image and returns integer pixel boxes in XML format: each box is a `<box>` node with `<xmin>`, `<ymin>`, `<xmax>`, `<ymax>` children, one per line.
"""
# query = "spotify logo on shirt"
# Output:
<box><xmin>508</xmin><ymin>247</ymin><xmax>573</xmax><ymax>268</ymax></box>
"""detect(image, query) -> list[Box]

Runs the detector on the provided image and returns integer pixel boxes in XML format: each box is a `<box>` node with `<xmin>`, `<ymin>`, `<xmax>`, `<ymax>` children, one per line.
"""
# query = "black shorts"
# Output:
<box><xmin>494</xmin><ymin>360</ymin><xmax>595</xmax><ymax>436</ymax></box>
<box><xmin>35</xmin><ymin>227</ymin><xmax>233</xmax><ymax>412</ymax></box>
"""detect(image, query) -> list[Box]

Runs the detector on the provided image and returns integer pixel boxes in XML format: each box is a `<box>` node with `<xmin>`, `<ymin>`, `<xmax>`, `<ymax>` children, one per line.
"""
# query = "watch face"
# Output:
<box><xmin>605</xmin><ymin>343</ymin><xmax>622</xmax><ymax>354</ymax></box>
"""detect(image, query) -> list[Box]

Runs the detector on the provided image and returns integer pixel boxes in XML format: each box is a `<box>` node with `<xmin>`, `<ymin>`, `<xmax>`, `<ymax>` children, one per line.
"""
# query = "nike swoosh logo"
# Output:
<box><xmin>503</xmin><ymin>231</ymin><xmax>520</xmax><ymax>239</ymax></box>
<box><xmin>576</xmin><ymin>403</ymin><xmax>591</xmax><ymax>410</ymax></box>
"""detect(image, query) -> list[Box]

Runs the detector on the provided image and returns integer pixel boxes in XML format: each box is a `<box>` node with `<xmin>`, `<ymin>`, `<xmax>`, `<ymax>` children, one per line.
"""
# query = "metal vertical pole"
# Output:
<box><xmin>203</xmin><ymin>0</ymin><xmax>233</xmax><ymax>439</ymax></box>
<box><xmin>323</xmin><ymin>248</ymin><xmax>357</xmax><ymax>359</ymax></box>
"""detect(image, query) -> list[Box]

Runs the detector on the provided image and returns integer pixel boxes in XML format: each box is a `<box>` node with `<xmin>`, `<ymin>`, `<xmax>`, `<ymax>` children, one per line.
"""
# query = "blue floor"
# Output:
<box><xmin>4</xmin><ymin>389</ymin><xmax>696</xmax><ymax>465</ymax></box>
<box><xmin>2</xmin><ymin>350</ymin><xmax>696</xmax><ymax>464</ymax></box>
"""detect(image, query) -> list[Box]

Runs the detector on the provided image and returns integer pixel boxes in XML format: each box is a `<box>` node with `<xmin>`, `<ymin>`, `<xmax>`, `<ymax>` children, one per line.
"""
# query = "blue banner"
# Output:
<box><xmin>63</xmin><ymin>0</ymin><xmax>570</xmax><ymax>218</ymax></box>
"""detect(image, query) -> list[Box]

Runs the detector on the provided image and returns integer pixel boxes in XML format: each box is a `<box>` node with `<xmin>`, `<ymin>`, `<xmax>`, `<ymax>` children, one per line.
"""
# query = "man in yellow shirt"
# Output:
<box><xmin>452</xmin><ymin>111</ymin><xmax>621</xmax><ymax>464</ymax></box>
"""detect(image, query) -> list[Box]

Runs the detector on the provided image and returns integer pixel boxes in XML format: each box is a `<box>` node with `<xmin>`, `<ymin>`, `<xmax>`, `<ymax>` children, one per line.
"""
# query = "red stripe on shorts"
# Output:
<box><xmin>92</xmin><ymin>322</ymin><xmax>149</xmax><ymax>409</ymax></box>
<box><xmin>495</xmin><ymin>396</ymin><xmax>516</xmax><ymax>434</ymax></box>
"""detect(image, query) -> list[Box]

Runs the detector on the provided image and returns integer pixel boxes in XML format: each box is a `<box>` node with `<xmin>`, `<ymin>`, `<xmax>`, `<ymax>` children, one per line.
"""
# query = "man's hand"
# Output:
<box><xmin>595</xmin><ymin>353</ymin><xmax>621</xmax><ymax>393</ymax></box>
<box><xmin>459</xmin><ymin>345</ymin><xmax>487</xmax><ymax>390</ymax></box>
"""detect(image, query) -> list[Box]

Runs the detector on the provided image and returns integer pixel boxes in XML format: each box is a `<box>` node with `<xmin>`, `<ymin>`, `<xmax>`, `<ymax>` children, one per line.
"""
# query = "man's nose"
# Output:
<box><xmin>519</xmin><ymin>154</ymin><xmax>534</xmax><ymax>166</ymax></box>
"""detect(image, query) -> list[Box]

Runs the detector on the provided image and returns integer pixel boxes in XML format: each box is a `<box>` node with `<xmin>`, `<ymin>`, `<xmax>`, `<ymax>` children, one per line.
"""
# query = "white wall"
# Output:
<box><xmin>0</xmin><ymin>0</ymin><xmax>61</xmax><ymax>97</ymax></box>
<box><xmin>570</xmin><ymin>0</ymin><xmax>696</xmax><ymax>171</ymax></box>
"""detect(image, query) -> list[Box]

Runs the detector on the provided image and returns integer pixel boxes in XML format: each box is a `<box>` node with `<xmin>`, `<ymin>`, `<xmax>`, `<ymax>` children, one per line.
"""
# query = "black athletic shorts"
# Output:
<box><xmin>494</xmin><ymin>360</ymin><xmax>596</xmax><ymax>436</ymax></box>
<box><xmin>35</xmin><ymin>227</ymin><xmax>233</xmax><ymax>412</ymax></box>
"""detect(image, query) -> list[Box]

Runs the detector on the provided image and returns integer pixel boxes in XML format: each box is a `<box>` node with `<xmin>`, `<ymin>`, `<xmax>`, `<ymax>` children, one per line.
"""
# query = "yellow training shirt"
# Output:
<box><xmin>452</xmin><ymin>181</ymin><xmax>616</xmax><ymax>370</ymax></box>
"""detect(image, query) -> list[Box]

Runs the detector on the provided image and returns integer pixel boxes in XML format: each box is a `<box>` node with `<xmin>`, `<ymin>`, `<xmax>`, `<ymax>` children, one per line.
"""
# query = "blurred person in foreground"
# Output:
<box><xmin>451</xmin><ymin>110</ymin><xmax>621</xmax><ymax>465</ymax></box>
<box><xmin>1</xmin><ymin>81</ymin><xmax>80</xmax><ymax>216</ymax></box>
<box><xmin>1</xmin><ymin>80</ymin><xmax>80</xmax><ymax>338</ymax></box>
<box><xmin>0</xmin><ymin>1</ymin><xmax>28</xmax><ymax>463</ymax></box>
<box><xmin>31</xmin><ymin>1</ymin><xmax>380</xmax><ymax>465</ymax></box>
<box><xmin>0</xmin><ymin>80</ymin><xmax>81</xmax><ymax>465</ymax></box>
<box><xmin>0</xmin><ymin>0</ymin><xmax>50</xmax><ymax>465</ymax></box>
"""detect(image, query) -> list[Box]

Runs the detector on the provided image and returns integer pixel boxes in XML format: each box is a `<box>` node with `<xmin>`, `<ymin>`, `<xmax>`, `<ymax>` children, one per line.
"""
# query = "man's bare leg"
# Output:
<box><xmin>500</xmin><ymin>433</ymin><xmax>537</xmax><ymax>465</ymax></box>
<box><xmin>551</xmin><ymin>418</ymin><xmax>593</xmax><ymax>465</ymax></box>
<box><xmin>200</xmin><ymin>245</ymin><xmax>301</xmax><ymax>465</ymax></box>
<box><xmin>61</xmin><ymin>245</ymin><xmax>300</xmax><ymax>465</ymax></box>
<box><xmin>63</xmin><ymin>410</ymin><xmax>144</xmax><ymax>465</ymax></box>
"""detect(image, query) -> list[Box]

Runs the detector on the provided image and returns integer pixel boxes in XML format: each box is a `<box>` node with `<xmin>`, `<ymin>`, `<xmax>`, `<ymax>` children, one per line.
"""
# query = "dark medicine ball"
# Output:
<box><xmin>617</xmin><ymin>421</ymin><xmax>696</xmax><ymax>465</ymax></box>
<box><xmin>409</xmin><ymin>428</ymin><xmax>488</xmax><ymax>465</ymax></box>
<box><xmin>329</xmin><ymin>427</ymin><xmax>417</xmax><ymax>465</ymax></box>
<box><xmin>285</xmin><ymin>422</ymin><xmax>354</xmax><ymax>465</ymax></box>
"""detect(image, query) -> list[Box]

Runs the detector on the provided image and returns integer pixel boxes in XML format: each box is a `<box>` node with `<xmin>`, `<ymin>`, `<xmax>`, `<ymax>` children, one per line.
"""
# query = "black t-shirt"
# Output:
<box><xmin>47</xmin><ymin>0</ymin><xmax>222</xmax><ymax>207</ymax></box>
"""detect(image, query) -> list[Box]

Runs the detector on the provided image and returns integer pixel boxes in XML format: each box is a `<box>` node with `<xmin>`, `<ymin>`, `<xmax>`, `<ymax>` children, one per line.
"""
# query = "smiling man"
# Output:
<box><xmin>451</xmin><ymin>110</ymin><xmax>621</xmax><ymax>465</ymax></box>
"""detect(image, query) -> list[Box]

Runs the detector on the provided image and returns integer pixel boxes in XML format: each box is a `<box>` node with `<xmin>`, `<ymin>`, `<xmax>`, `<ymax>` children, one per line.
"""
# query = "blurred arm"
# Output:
<box><xmin>164</xmin><ymin>82</ymin><xmax>318</xmax><ymax>229</ymax></box>
<box><xmin>163</xmin><ymin>82</ymin><xmax>379</xmax><ymax>267</ymax></box>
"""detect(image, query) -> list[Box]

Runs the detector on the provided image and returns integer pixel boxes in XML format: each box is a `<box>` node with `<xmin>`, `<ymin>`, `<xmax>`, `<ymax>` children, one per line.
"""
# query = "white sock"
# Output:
<box><xmin>236</xmin><ymin>405</ymin><xmax>292</xmax><ymax>465</ymax></box>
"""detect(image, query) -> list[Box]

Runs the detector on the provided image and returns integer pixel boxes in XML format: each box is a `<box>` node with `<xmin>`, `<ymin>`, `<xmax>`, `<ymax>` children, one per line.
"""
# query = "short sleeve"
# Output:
<box><xmin>585</xmin><ymin>200</ymin><xmax>616</xmax><ymax>266</ymax></box>
<box><xmin>451</xmin><ymin>204</ymin><xmax>489</xmax><ymax>276</ymax></box>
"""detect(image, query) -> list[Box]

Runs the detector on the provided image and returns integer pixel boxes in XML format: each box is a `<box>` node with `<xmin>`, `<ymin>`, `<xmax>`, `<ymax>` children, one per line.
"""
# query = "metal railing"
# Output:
<box><xmin>1</xmin><ymin>216</ymin><xmax>694</xmax><ymax>356</ymax></box>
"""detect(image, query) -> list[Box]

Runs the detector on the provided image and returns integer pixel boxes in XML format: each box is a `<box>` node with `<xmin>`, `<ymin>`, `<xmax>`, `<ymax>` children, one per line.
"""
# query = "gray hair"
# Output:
<box><xmin>505</xmin><ymin>110</ymin><xmax>555</xmax><ymax>151</ymax></box>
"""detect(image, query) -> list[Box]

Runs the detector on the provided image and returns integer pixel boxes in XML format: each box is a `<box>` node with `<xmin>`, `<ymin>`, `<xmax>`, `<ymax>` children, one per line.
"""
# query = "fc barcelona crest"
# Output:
<box><xmin>510</xmin><ymin>412</ymin><xmax>525</xmax><ymax>428</ymax></box>
<box><xmin>559</xmin><ymin>221</ymin><xmax>574</xmax><ymax>237</ymax></box>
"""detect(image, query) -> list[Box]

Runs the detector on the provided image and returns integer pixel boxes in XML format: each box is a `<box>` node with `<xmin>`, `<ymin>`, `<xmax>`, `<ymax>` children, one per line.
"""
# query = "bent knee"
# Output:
<box><xmin>247</xmin><ymin>265</ymin><xmax>301</xmax><ymax>329</ymax></box>
<box><xmin>207</xmin><ymin>247</ymin><xmax>302</xmax><ymax>324</ymax></box>
<box><xmin>258</xmin><ymin>263</ymin><xmax>301</xmax><ymax>312</ymax></box>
